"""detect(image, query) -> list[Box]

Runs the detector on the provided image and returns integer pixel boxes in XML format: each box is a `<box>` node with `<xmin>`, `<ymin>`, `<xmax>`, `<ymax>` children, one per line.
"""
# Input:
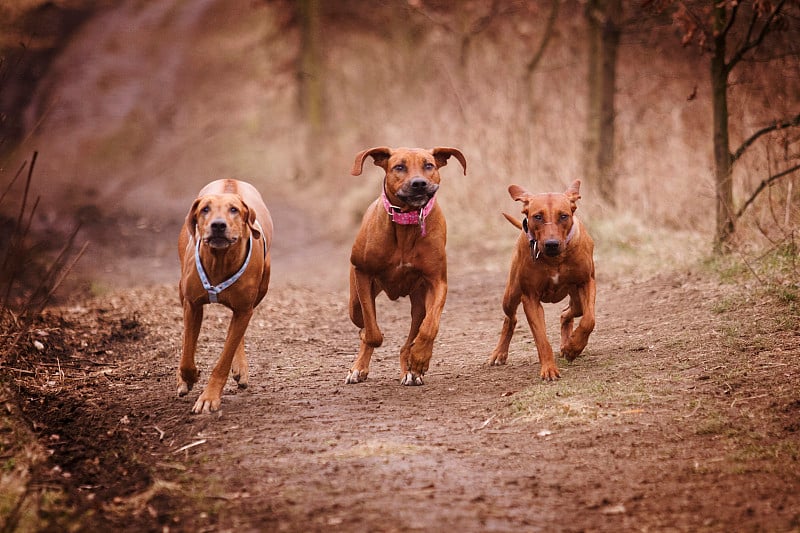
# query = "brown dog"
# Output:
<box><xmin>346</xmin><ymin>146</ymin><xmax>466</xmax><ymax>385</ymax></box>
<box><xmin>177</xmin><ymin>179</ymin><xmax>273</xmax><ymax>413</ymax></box>
<box><xmin>489</xmin><ymin>180</ymin><xmax>595</xmax><ymax>380</ymax></box>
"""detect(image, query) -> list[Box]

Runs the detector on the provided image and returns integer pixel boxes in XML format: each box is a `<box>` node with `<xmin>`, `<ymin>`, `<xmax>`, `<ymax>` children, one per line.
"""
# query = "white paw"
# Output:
<box><xmin>345</xmin><ymin>369</ymin><xmax>367</xmax><ymax>384</ymax></box>
<box><xmin>400</xmin><ymin>372</ymin><xmax>424</xmax><ymax>386</ymax></box>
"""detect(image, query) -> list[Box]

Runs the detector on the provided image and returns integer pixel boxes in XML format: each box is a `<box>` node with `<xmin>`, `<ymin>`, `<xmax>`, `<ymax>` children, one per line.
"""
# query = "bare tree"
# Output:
<box><xmin>648</xmin><ymin>0</ymin><xmax>800</xmax><ymax>252</ymax></box>
<box><xmin>297</xmin><ymin>0</ymin><xmax>323</xmax><ymax>135</ymax></box>
<box><xmin>584</xmin><ymin>0</ymin><xmax>621</xmax><ymax>205</ymax></box>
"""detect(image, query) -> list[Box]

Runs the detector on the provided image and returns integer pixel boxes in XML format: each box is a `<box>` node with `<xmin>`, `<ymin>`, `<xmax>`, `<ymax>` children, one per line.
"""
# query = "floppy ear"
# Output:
<box><xmin>241</xmin><ymin>199</ymin><xmax>262</xmax><ymax>240</ymax></box>
<box><xmin>431</xmin><ymin>147</ymin><xmax>467</xmax><ymax>175</ymax></box>
<box><xmin>508</xmin><ymin>184</ymin><xmax>531</xmax><ymax>203</ymax></box>
<box><xmin>351</xmin><ymin>146</ymin><xmax>392</xmax><ymax>176</ymax></box>
<box><xmin>185</xmin><ymin>198</ymin><xmax>202</xmax><ymax>237</ymax></box>
<box><xmin>565</xmin><ymin>179</ymin><xmax>581</xmax><ymax>213</ymax></box>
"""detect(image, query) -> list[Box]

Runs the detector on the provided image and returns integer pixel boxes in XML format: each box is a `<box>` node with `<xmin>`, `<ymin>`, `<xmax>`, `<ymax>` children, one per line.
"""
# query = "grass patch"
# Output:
<box><xmin>507</xmin><ymin>374</ymin><xmax>652</xmax><ymax>428</ymax></box>
<box><xmin>702</xmin><ymin>241</ymin><xmax>799</xmax><ymax>333</ymax></box>
<box><xmin>693</xmin><ymin>412</ymin><xmax>733</xmax><ymax>436</ymax></box>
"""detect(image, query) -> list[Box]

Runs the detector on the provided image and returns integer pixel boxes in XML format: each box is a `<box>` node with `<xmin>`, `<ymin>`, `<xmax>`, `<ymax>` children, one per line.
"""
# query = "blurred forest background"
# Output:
<box><xmin>1</xmin><ymin>0</ymin><xmax>799</xmax><ymax>300</ymax></box>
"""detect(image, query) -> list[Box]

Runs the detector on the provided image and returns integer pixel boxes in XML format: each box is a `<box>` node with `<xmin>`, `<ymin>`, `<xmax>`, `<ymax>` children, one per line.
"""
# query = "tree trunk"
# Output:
<box><xmin>711</xmin><ymin>3</ymin><xmax>734</xmax><ymax>252</ymax></box>
<box><xmin>297</xmin><ymin>0</ymin><xmax>323</xmax><ymax>134</ymax></box>
<box><xmin>584</xmin><ymin>0</ymin><xmax>620</xmax><ymax>205</ymax></box>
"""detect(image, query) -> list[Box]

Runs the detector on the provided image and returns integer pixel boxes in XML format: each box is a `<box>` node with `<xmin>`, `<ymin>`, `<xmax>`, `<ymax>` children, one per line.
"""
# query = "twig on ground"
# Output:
<box><xmin>172</xmin><ymin>439</ymin><xmax>207</xmax><ymax>454</ymax></box>
<box><xmin>472</xmin><ymin>414</ymin><xmax>497</xmax><ymax>432</ymax></box>
<box><xmin>731</xmin><ymin>393</ymin><xmax>769</xmax><ymax>408</ymax></box>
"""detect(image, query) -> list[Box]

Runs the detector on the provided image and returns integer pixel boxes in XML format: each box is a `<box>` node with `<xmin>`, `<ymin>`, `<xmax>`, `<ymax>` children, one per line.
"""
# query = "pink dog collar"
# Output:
<box><xmin>381</xmin><ymin>190</ymin><xmax>437</xmax><ymax>237</ymax></box>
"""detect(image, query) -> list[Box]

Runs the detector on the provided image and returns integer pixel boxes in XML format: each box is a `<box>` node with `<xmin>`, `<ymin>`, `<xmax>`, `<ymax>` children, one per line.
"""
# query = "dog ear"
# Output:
<box><xmin>431</xmin><ymin>147</ymin><xmax>467</xmax><ymax>175</ymax></box>
<box><xmin>508</xmin><ymin>184</ymin><xmax>531</xmax><ymax>203</ymax></box>
<box><xmin>185</xmin><ymin>198</ymin><xmax>202</xmax><ymax>237</ymax></box>
<box><xmin>351</xmin><ymin>147</ymin><xmax>392</xmax><ymax>175</ymax></box>
<box><xmin>565</xmin><ymin>179</ymin><xmax>581</xmax><ymax>212</ymax></box>
<box><xmin>241</xmin><ymin>199</ymin><xmax>262</xmax><ymax>240</ymax></box>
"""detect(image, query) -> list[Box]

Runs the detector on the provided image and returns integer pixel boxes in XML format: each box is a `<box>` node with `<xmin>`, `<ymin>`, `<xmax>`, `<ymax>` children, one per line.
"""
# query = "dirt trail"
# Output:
<box><xmin>11</xmin><ymin>199</ymin><xmax>799</xmax><ymax>532</ymax></box>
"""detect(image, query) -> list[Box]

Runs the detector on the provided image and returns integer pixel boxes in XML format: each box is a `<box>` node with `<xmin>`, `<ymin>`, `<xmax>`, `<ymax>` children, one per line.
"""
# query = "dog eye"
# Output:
<box><xmin>532</xmin><ymin>214</ymin><xmax>543</xmax><ymax>221</ymax></box>
<box><xmin>201</xmin><ymin>206</ymin><xmax>210</xmax><ymax>214</ymax></box>
<box><xmin>423</xmin><ymin>162</ymin><xmax>434</xmax><ymax>171</ymax></box>
<box><xmin>393</xmin><ymin>164</ymin><xmax>406</xmax><ymax>172</ymax></box>
<box><xmin>560</xmin><ymin>214</ymin><xmax>569</xmax><ymax>221</ymax></box>
<box><xmin>230</xmin><ymin>207</ymin><xmax>239</xmax><ymax>214</ymax></box>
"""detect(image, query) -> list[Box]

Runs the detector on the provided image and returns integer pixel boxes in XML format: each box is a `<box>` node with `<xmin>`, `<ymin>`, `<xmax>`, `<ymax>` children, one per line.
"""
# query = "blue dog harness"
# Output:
<box><xmin>194</xmin><ymin>221</ymin><xmax>264</xmax><ymax>303</ymax></box>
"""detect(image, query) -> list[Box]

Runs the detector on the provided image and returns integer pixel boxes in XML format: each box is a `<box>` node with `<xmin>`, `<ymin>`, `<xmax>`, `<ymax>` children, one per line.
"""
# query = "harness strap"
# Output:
<box><xmin>194</xmin><ymin>217</ymin><xmax>266</xmax><ymax>303</ymax></box>
<box><xmin>195</xmin><ymin>234</ymin><xmax>253</xmax><ymax>303</ymax></box>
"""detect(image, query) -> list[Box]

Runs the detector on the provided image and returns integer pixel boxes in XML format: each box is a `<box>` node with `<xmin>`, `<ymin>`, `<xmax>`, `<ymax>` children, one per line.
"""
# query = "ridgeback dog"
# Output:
<box><xmin>177</xmin><ymin>179</ymin><xmax>273</xmax><ymax>413</ymax></box>
<box><xmin>489</xmin><ymin>179</ymin><xmax>595</xmax><ymax>380</ymax></box>
<box><xmin>346</xmin><ymin>146</ymin><xmax>467</xmax><ymax>385</ymax></box>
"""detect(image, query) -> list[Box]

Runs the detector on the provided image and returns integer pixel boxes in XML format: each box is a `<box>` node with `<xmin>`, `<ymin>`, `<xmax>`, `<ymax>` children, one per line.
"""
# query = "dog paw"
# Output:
<box><xmin>178</xmin><ymin>368</ymin><xmax>200</xmax><ymax>396</ymax></box>
<box><xmin>191</xmin><ymin>393</ymin><xmax>222</xmax><ymax>414</ymax></box>
<box><xmin>232</xmin><ymin>369</ymin><xmax>249</xmax><ymax>389</ymax></box>
<box><xmin>345</xmin><ymin>369</ymin><xmax>368</xmax><ymax>384</ymax></box>
<box><xmin>488</xmin><ymin>352</ymin><xmax>508</xmax><ymax>366</ymax></box>
<box><xmin>561</xmin><ymin>346</ymin><xmax>582</xmax><ymax>362</ymax></box>
<box><xmin>539</xmin><ymin>365</ymin><xmax>561</xmax><ymax>381</ymax></box>
<box><xmin>400</xmin><ymin>372</ymin><xmax>424</xmax><ymax>386</ymax></box>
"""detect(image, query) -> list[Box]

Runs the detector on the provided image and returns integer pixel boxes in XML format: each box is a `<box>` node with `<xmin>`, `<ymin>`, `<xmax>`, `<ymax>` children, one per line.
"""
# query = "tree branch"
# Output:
<box><xmin>468</xmin><ymin>0</ymin><xmax>499</xmax><ymax>35</ymax></box>
<box><xmin>720</xmin><ymin>0</ymin><xmax>739</xmax><ymax>40</ymax></box>
<box><xmin>727</xmin><ymin>0</ymin><xmax>786</xmax><ymax>71</ymax></box>
<box><xmin>525</xmin><ymin>0</ymin><xmax>559</xmax><ymax>78</ymax></box>
<box><xmin>736</xmin><ymin>162</ymin><xmax>800</xmax><ymax>220</ymax></box>
<box><xmin>732</xmin><ymin>113</ymin><xmax>800</xmax><ymax>162</ymax></box>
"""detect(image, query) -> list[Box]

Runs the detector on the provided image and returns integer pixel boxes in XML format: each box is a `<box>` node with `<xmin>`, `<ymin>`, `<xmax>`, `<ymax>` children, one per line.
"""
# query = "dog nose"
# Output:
<box><xmin>544</xmin><ymin>239</ymin><xmax>560</xmax><ymax>255</ymax></box>
<box><xmin>211</xmin><ymin>219</ymin><xmax>227</xmax><ymax>233</ymax></box>
<box><xmin>410</xmin><ymin>177</ymin><xmax>428</xmax><ymax>190</ymax></box>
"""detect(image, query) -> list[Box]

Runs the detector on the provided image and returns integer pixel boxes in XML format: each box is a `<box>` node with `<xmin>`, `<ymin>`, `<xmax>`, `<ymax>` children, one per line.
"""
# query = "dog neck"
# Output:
<box><xmin>380</xmin><ymin>187</ymin><xmax>437</xmax><ymax>237</ymax></box>
<box><xmin>194</xmin><ymin>233</ymin><xmax>253</xmax><ymax>303</ymax></box>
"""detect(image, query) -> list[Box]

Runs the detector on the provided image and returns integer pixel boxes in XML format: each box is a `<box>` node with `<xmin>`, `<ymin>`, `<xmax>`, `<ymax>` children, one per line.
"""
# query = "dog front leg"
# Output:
<box><xmin>192</xmin><ymin>308</ymin><xmax>253</xmax><ymax>414</ymax></box>
<box><xmin>346</xmin><ymin>268</ymin><xmax>382</xmax><ymax>384</ymax></box>
<box><xmin>178</xmin><ymin>303</ymin><xmax>203</xmax><ymax>397</ymax></box>
<box><xmin>403</xmin><ymin>280</ymin><xmax>446</xmax><ymax>386</ymax></box>
<box><xmin>521</xmin><ymin>296</ymin><xmax>560</xmax><ymax>381</ymax></box>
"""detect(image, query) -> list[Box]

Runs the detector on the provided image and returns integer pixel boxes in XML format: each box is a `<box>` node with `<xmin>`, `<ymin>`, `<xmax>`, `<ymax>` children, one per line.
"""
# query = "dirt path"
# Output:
<box><xmin>9</xmin><ymin>204</ymin><xmax>800</xmax><ymax>532</ymax></box>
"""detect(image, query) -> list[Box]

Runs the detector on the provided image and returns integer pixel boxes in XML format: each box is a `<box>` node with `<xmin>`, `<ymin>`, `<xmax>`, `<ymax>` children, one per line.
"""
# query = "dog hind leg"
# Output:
<box><xmin>231</xmin><ymin>337</ymin><xmax>249</xmax><ymax>389</ymax></box>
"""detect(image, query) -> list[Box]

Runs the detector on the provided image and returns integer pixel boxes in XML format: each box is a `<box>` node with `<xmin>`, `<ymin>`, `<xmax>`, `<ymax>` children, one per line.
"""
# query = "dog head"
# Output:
<box><xmin>351</xmin><ymin>146</ymin><xmax>467</xmax><ymax>209</ymax></box>
<box><xmin>508</xmin><ymin>180</ymin><xmax>581</xmax><ymax>258</ymax></box>
<box><xmin>186</xmin><ymin>193</ymin><xmax>260</xmax><ymax>250</ymax></box>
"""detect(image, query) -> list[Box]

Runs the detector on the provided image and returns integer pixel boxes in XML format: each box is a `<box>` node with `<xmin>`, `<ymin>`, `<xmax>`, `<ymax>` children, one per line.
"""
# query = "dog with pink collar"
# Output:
<box><xmin>346</xmin><ymin>146</ymin><xmax>466</xmax><ymax>386</ymax></box>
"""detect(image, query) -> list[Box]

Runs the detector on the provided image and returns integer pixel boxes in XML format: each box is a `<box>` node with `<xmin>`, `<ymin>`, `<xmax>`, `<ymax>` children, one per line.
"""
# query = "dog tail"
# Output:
<box><xmin>502</xmin><ymin>212</ymin><xmax>523</xmax><ymax>230</ymax></box>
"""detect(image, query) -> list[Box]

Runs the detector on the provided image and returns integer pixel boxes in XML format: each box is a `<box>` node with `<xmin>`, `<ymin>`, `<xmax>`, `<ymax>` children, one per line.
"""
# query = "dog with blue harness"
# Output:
<box><xmin>177</xmin><ymin>179</ymin><xmax>272</xmax><ymax>413</ymax></box>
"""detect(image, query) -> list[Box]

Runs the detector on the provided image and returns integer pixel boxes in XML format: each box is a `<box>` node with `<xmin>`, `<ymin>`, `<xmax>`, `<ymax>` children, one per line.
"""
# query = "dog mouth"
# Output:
<box><xmin>397</xmin><ymin>184</ymin><xmax>439</xmax><ymax>208</ymax></box>
<box><xmin>204</xmin><ymin>236</ymin><xmax>236</xmax><ymax>249</ymax></box>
